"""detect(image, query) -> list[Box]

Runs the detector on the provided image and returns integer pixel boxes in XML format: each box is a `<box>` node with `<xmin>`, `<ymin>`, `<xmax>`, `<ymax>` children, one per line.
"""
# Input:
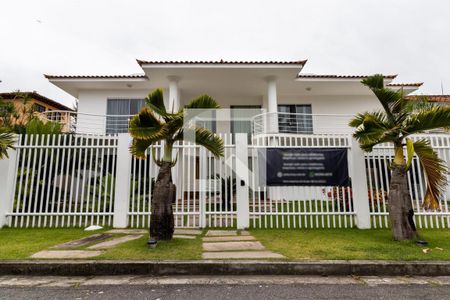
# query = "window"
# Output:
<box><xmin>106</xmin><ymin>98</ymin><xmax>145</xmax><ymax>134</ymax></box>
<box><xmin>32</xmin><ymin>103</ymin><xmax>46</xmax><ymax>113</ymax></box>
<box><xmin>277</xmin><ymin>104</ymin><xmax>313</xmax><ymax>134</ymax></box>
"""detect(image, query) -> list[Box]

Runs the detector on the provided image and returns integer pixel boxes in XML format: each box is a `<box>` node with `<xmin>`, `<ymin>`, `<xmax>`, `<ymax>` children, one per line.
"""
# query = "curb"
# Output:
<box><xmin>1</xmin><ymin>260</ymin><xmax>450</xmax><ymax>276</ymax></box>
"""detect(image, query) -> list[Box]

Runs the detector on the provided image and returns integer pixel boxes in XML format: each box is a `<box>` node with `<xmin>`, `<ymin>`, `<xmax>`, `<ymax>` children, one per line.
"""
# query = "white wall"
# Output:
<box><xmin>77</xmin><ymin>89</ymin><xmax>150</xmax><ymax>134</ymax></box>
<box><xmin>76</xmin><ymin>88</ymin><xmax>382</xmax><ymax>135</ymax></box>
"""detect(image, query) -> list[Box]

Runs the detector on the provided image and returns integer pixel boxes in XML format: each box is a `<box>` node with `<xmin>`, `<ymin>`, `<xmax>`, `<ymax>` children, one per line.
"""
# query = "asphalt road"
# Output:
<box><xmin>1</xmin><ymin>284</ymin><xmax>450</xmax><ymax>300</ymax></box>
<box><xmin>1</xmin><ymin>276</ymin><xmax>450</xmax><ymax>300</ymax></box>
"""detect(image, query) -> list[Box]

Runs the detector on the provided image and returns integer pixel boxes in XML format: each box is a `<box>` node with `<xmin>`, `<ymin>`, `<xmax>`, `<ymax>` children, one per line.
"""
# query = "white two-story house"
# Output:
<box><xmin>44</xmin><ymin>59</ymin><xmax>422</xmax><ymax>137</ymax></box>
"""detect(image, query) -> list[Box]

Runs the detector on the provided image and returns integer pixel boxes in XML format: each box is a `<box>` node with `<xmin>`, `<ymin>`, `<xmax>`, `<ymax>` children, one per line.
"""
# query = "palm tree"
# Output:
<box><xmin>129</xmin><ymin>89</ymin><xmax>224</xmax><ymax>240</ymax></box>
<box><xmin>350</xmin><ymin>74</ymin><xmax>450</xmax><ymax>240</ymax></box>
<box><xmin>0</xmin><ymin>128</ymin><xmax>15</xmax><ymax>159</ymax></box>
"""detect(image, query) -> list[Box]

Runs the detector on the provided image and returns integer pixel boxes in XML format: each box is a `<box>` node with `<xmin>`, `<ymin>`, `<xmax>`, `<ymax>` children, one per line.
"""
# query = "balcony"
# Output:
<box><xmin>251</xmin><ymin>112</ymin><xmax>355</xmax><ymax>136</ymax></box>
<box><xmin>39</xmin><ymin>111</ymin><xmax>134</xmax><ymax>135</ymax></box>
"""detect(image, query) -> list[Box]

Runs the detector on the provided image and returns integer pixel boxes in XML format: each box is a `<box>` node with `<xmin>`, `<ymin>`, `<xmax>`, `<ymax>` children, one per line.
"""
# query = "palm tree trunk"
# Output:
<box><xmin>150</xmin><ymin>161</ymin><xmax>175</xmax><ymax>240</ymax></box>
<box><xmin>388</xmin><ymin>146</ymin><xmax>417</xmax><ymax>241</ymax></box>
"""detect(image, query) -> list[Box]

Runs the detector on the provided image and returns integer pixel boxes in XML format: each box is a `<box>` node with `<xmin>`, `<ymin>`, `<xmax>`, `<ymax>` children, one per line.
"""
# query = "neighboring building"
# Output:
<box><xmin>0</xmin><ymin>91</ymin><xmax>73</xmax><ymax>128</ymax></box>
<box><xmin>406</xmin><ymin>95</ymin><xmax>450</xmax><ymax>106</ymax></box>
<box><xmin>45</xmin><ymin>59</ymin><xmax>423</xmax><ymax>135</ymax></box>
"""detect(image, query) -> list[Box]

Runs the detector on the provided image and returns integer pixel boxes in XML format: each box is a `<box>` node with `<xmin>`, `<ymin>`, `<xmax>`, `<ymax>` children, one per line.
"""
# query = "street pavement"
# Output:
<box><xmin>0</xmin><ymin>275</ymin><xmax>449</xmax><ymax>299</ymax></box>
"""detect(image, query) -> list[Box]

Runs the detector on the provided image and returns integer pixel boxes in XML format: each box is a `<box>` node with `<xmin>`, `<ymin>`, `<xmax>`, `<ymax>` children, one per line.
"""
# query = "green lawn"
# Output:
<box><xmin>251</xmin><ymin>228</ymin><xmax>450</xmax><ymax>261</ymax></box>
<box><xmin>0</xmin><ymin>227</ymin><xmax>449</xmax><ymax>261</ymax></box>
<box><xmin>0</xmin><ymin>228</ymin><xmax>203</xmax><ymax>260</ymax></box>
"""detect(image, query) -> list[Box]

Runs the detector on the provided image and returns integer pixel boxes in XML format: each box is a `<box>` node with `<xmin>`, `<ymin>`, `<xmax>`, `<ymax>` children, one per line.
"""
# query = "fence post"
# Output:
<box><xmin>113</xmin><ymin>133</ymin><xmax>132</xmax><ymax>228</ymax></box>
<box><xmin>235</xmin><ymin>133</ymin><xmax>250</xmax><ymax>229</ymax></box>
<box><xmin>350</xmin><ymin>137</ymin><xmax>371</xmax><ymax>229</ymax></box>
<box><xmin>199</xmin><ymin>147</ymin><xmax>207</xmax><ymax>228</ymax></box>
<box><xmin>0</xmin><ymin>146</ymin><xmax>18</xmax><ymax>228</ymax></box>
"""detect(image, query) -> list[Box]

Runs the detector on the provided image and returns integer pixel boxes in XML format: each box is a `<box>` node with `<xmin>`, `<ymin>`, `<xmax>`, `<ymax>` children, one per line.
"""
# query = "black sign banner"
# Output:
<box><xmin>263</xmin><ymin>148</ymin><xmax>349</xmax><ymax>186</ymax></box>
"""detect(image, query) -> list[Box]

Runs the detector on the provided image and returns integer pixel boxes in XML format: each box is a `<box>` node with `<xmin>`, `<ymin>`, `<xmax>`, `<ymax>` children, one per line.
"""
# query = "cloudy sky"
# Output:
<box><xmin>0</xmin><ymin>0</ymin><xmax>449</xmax><ymax>107</ymax></box>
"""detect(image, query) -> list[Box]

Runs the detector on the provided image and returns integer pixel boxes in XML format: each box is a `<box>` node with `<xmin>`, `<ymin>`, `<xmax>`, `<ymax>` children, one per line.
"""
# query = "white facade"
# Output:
<box><xmin>46</xmin><ymin>60</ymin><xmax>422</xmax><ymax>135</ymax></box>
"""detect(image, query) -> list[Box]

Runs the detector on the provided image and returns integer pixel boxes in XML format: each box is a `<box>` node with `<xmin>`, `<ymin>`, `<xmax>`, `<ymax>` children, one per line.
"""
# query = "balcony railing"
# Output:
<box><xmin>251</xmin><ymin>112</ymin><xmax>355</xmax><ymax>135</ymax></box>
<box><xmin>39</xmin><ymin>111</ymin><xmax>134</xmax><ymax>135</ymax></box>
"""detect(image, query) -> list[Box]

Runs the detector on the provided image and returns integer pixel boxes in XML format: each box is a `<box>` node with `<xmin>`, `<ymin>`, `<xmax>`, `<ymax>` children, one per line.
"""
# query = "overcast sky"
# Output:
<box><xmin>0</xmin><ymin>0</ymin><xmax>449</xmax><ymax>107</ymax></box>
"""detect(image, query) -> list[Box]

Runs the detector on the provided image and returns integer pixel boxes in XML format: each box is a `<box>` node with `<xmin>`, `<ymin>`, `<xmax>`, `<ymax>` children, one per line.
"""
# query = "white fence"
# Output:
<box><xmin>0</xmin><ymin>133</ymin><xmax>449</xmax><ymax>229</ymax></box>
<box><xmin>366</xmin><ymin>134</ymin><xmax>450</xmax><ymax>229</ymax></box>
<box><xmin>1</xmin><ymin>134</ymin><xmax>117</xmax><ymax>228</ymax></box>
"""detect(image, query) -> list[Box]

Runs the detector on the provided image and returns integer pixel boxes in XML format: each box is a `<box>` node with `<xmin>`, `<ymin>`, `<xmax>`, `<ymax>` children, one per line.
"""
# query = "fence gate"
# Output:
<box><xmin>248</xmin><ymin>134</ymin><xmax>356</xmax><ymax>229</ymax></box>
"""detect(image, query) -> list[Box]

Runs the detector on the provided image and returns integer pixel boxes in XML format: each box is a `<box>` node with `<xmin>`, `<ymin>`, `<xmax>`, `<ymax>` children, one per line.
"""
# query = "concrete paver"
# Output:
<box><xmin>205</xmin><ymin>230</ymin><xmax>237</xmax><ymax>236</ymax></box>
<box><xmin>51</xmin><ymin>234</ymin><xmax>113</xmax><ymax>249</ymax></box>
<box><xmin>173</xmin><ymin>235</ymin><xmax>196</xmax><ymax>239</ymax></box>
<box><xmin>174</xmin><ymin>229</ymin><xmax>203</xmax><ymax>235</ymax></box>
<box><xmin>30</xmin><ymin>250</ymin><xmax>103</xmax><ymax>259</ymax></box>
<box><xmin>87</xmin><ymin>235</ymin><xmax>143</xmax><ymax>250</ymax></box>
<box><xmin>106</xmin><ymin>229</ymin><xmax>147</xmax><ymax>235</ymax></box>
<box><xmin>203</xmin><ymin>241</ymin><xmax>265</xmax><ymax>251</ymax></box>
<box><xmin>203</xmin><ymin>236</ymin><xmax>256</xmax><ymax>242</ymax></box>
<box><xmin>202</xmin><ymin>251</ymin><xmax>285</xmax><ymax>259</ymax></box>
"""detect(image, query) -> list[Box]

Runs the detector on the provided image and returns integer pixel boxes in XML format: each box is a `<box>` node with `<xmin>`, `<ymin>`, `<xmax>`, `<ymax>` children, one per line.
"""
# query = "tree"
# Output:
<box><xmin>128</xmin><ymin>89</ymin><xmax>224</xmax><ymax>240</ymax></box>
<box><xmin>0</xmin><ymin>128</ymin><xmax>15</xmax><ymax>159</ymax></box>
<box><xmin>349</xmin><ymin>74</ymin><xmax>450</xmax><ymax>240</ymax></box>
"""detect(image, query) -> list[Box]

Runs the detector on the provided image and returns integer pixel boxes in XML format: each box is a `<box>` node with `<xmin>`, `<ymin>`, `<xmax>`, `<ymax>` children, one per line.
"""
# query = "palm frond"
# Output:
<box><xmin>129</xmin><ymin>139</ymin><xmax>153</xmax><ymax>159</ymax></box>
<box><xmin>0</xmin><ymin>130</ymin><xmax>16</xmax><ymax>159</ymax></box>
<box><xmin>175</xmin><ymin>127</ymin><xmax>224</xmax><ymax>157</ymax></box>
<box><xmin>361</xmin><ymin>74</ymin><xmax>385</xmax><ymax>89</ymax></box>
<box><xmin>361</xmin><ymin>75</ymin><xmax>402</xmax><ymax>122</ymax></box>
<box><xmin>350</xmin><ymin>111</ymin><xmax>399</xmax><ymax>151</ymax></box>
<box><xmin>128</xmin><ymin>107</ymin><xmax>167</xmax><ymax>141</ymax></box>
<box><xmin>185</xmin><ymin>95</ymin><xmax>220</xmax><ymax>109</ymax></box>
<box><xmin>144</xmin><ymin>89</ymin><xmax>167</xmax><ymax>116</ymax></box>
<box><xmin>403</xmin><ymin>105</ymin><xmax>450</xmax><ymax>135</ymax></box>
<box><xmin>413</xmin><ymin>139</ymin><xmax>448</xmax><ymax>210</ymax></box>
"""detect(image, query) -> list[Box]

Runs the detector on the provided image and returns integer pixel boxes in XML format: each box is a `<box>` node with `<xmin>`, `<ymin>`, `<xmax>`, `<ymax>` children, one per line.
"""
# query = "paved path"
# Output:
<box><xmin>0</xmin><ymin>276</ymin><xmax>450</xmax><ymax>300</ymax></box>
<box><xmin>202</xmin><ymin>230</ymin><xmax>284</xmax><ymax>259</ymax></box>
<box><xmin>31</xmin><ymin>228</ymin><xmax>203</xmax><ymax>259</ymax></box>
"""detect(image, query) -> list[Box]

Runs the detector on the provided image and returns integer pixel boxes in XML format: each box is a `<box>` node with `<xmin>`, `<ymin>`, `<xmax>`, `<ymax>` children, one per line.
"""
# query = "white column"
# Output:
<box><xmin>168</xmin><ymin>76</ymin><xmax>180</xmax><ymax>113</ymax></box>
<box><xmin>350</xmin><ymin>137</ymin><xmax>371</xmax><ymax>229</ymax></box>
<box><xmin>266</xmin><ymin>76</ymin><xmax>278</xmax><ymax>133</ymax></box>
<box><xmin>0</xmin><ymin>146</ymin><xmax>18</xmax><ymax>228</ymax></box>
<box><xmin>113</xmin><ymin>133</ymin><xmax>132</xmax><ymax>228</ymax></box>
<box><xmin>235</xmin><ymin>133</ymin><xmax>250</xmax><ymax>229</ymax></box>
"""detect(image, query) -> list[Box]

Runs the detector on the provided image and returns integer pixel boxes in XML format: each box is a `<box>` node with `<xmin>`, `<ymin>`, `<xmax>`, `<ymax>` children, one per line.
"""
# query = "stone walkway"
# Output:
<box><xmin>202</xmin><ymin>230</ymin><xmax>284</xmax><ymax>259</ymax></box>
<box><xmin>30</xmin><ymin>228</ymin><xmax>202</xmax><ymax>259</ymax></box>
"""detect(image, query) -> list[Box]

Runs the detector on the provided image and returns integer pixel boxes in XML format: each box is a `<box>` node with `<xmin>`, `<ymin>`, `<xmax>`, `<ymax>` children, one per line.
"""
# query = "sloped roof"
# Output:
<box><xmin>0</xmin><ymin>91</ymin><xmax>72</xmax><ymax>111</ymax></box>
<box><xmin>387</xmin><ymin>82</ymin><xmax>423</xmax><ymax>87</ymax></box>
<box><xmin>136</xmin><ymin>59</ymin><xmax>307</xmax><ymax>66</ymax></box>
<box><xmin>44</xmin><ymin>74</ymin><xmax>147</xmax><ymax>80</ymax></box>
<box><xmin>406</xmin><ymin>95</ymin><xmax>450</xmax><ymax>103</ymax></box>
<box><xmin>297</xmin><ymin>74</ymin><xmax>398</xmax><ymax>79</ymax></box>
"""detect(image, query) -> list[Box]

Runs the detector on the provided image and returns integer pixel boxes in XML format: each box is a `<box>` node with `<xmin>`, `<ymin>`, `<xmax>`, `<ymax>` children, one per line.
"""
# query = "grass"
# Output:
<box><xmin>0</xmin><ymin>227</ymin><xmax>203</xmax><ymax>260</ymax></box>
<box><xmin>250</xmin><ymin>228</ymin><xmax>450</xmax><ymax>261</ymax></box>
<box><xmin>0</xmin><ymin>227</ymin><xmax>449</xmax><ymax>261</ymax></box>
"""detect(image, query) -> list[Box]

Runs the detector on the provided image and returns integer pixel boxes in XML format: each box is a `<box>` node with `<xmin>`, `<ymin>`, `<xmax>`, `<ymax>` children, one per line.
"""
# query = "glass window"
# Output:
<box><xmin>32</xmin><ymin>103</ymin><xmax>46</xmax><ymax>113</ymax></box>
<box><xmin>277</xmin><ymin>104</ymin><xmax>313</xmax><ymax>134</ymax></box>
<box><xmin>106</xmin><ymin>98</ymin><xmax>145</xmax><ymax>134</ymax></box>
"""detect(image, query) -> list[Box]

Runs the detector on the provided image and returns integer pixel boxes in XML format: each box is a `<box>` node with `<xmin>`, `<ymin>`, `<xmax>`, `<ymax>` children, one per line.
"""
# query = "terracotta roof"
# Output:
<box><xmin>44</xmin><ymin>74</ymin><xmax>147</xmax><ymax>79</ymax></box>
<box><xmin>137</xmin><ymin>59</ymin><xmax>307</xmax><ymax>66</ymax></box>
<box><xmin>297</xmin><ymin>74</ymin><xmax>398</xmax><ymax>79</ymax></box>
<box><xmin>406</xmin><ymin>95</ymin><xmax>450</xmax><ymax>103</ymax></box>
<box><xmin>0</xmin><ymin>91</ymin><xmax>73</xmax><ymax>111</ymax></box>
<box><xmin>387</xmin><ymin>82</ymin><xmax>423</xmax><ymax>87</ymax></box>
